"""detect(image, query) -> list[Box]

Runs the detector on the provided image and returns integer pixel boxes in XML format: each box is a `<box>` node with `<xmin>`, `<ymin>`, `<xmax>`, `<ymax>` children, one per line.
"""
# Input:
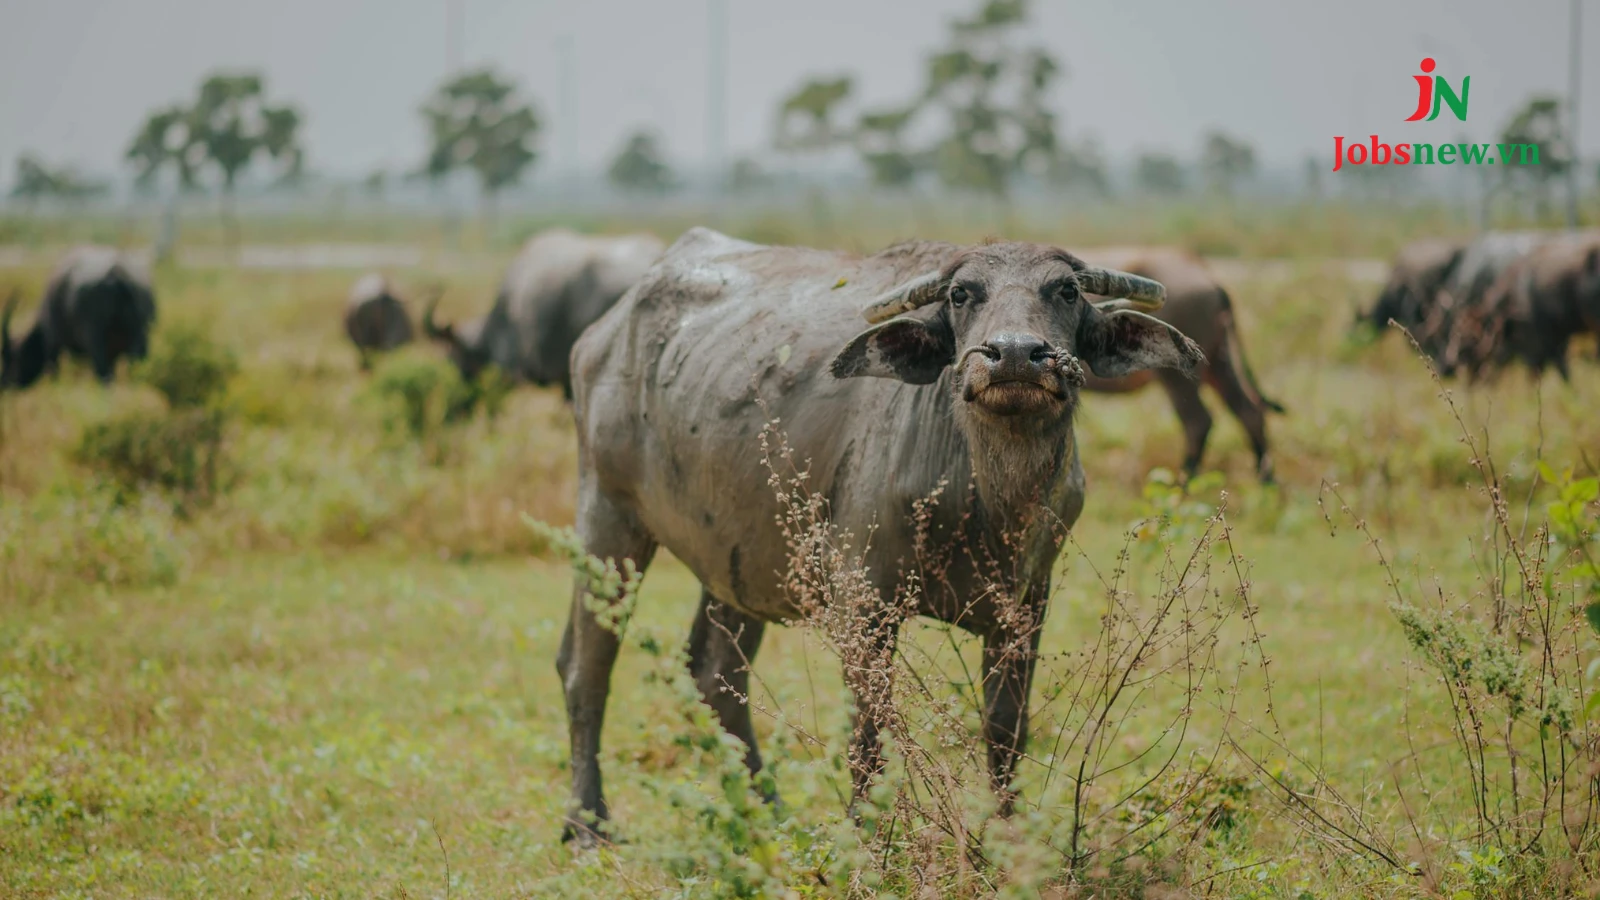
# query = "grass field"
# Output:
<box><xmin>2</xmin><ymin>216</ymin><xmax>1599</xmax><ymax>898</ymax></box>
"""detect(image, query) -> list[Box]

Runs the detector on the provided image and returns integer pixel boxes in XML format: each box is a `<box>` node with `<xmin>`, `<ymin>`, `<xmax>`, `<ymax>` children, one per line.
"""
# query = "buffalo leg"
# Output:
<box><xmin>85</xmin><ymin>332</ymin><xmax>115</xmax><ymax>384</ymax></box>
<box><xmin>686</xmin><ymin>590</ymin><xmax>768</xmax><ymax>784</ymax></box>
<box><xmin>556</xmin><ymin>487</ymin><xmax>657</xmax><ymax>846</ymax></box>
<box><xmin>1156</xmin><ymin>369</ymin><xmax>1212</xmax><ymax>479</ymax></box>
<box><xmin>1206</xmin><ymin>356</ymin><xmax>1275</xmax><ymax>483</ymax></box>
<box><xmin>982</xmin><ymin>619</ymin><xmax>1042</xmax><ymax>816</ymax></box>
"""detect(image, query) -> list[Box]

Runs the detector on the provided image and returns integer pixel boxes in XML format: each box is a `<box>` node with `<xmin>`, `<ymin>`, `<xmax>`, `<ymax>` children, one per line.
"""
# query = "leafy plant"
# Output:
<box><xmin>133</xmin><ymin>321</ymin><xmax>239</xmax><ymax>410</ymax></box>
<box><xmin>75</xmin><ymin>326</ymin><xmax>237</xmax><ymax>510</ymax></box>
<box><xmin>75</xmin><ymin>407</ymin><xmax>228</xmax><ymax>509</ymax></box>
<box><xmin>368</xmin><ymin>354</ymin><xmax>506</xmax><ymax>462</ymax></box>
<box><xmin>1538</xmin><ymin>463</ymin><xmax>1600</xmax><ymax>719</ymax></box>
<box><xmin>1132</xmin><ymin>467</ymin><xmax>1225</xmax><ymax>547</ymax></box>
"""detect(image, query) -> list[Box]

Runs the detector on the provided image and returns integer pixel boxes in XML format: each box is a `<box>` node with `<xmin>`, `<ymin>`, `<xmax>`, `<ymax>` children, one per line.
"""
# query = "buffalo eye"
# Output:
<box><xmin>1053</xmin><ymin>280</ymin><xmax>1079</xmax><ymax>303</ymax></box>
<box><xmin>949</xmin><ymin>284</ymin><xmax>970</xmax><ymax>307</ymax></box>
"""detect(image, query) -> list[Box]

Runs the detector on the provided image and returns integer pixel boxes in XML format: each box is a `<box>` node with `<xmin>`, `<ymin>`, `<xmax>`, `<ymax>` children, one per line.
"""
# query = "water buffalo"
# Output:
<box><xmin>1</xmin><ymin>246</ymin><xmax>156</xmax><ymax>388</ymax></box>
<box><xmin>558</xmin><ymin>227</ymin><xmax>1203</xmax><ymax>844</ymax></box>
<box><xmin>343</xmin><ymin>273</ymin><xmax>416</xmax><ymax>370</ymax></box>
<box><xmin>1363</xmin><ymin>237</ymin><xmax>1465</xmax><ymax>335</ymax></box>
<box><xmin>1076</xmin><ymin>248</ymin><xmax>1283</xmax><ymax>482</ymax></box>
<box><xmin>1482</xmin><ymin>234</ymin><xmax>1600</xmax><ymax>379</ymax></box>
<box><xmin>1427</xmin><ymin>232</ymin><xmax>1546</xmax><ymax>376</ymax></box>
<box><xmin>423</xmin><ymin>228</ymin><xmax>664</xmax><ymax>395</ymax></box>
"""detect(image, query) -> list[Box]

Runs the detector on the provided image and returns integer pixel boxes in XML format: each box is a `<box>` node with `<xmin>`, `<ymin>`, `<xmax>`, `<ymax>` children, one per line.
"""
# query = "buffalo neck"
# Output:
<box><xmin>945</xmin><ymin>386</ymin><xmax>1081</xmax><ymax>589</ymax></box>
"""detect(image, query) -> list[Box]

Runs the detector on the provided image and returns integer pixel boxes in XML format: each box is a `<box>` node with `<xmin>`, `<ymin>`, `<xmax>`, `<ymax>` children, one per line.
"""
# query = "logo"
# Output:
<box><xmin>1330</xmin><ymin>57</ymin><xmax>1536</xmax><ymax>172</ymax></box>
<box><xmin>1404</xmin><ymin>57</ymin><xmax>1470</xmax><ymax>122</ymax></box>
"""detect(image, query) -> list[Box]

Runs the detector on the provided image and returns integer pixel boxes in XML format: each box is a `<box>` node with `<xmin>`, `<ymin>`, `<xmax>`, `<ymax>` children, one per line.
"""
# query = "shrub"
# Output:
<box><xmin>368</xmin><ymin>354</ymin><xmax>509</xmax><ymax>460</ymax></box>
<box><xmin>73</xmin><ymin>324</ymin><xmax>237</xmax><ymax>510</ymax></box>
<box><xmin>74</xmin><ymin>407</ymin><xmax>228</xmax><ymax>509</ymax></box>
<box><xmin>132</xmin><ymin>321</ymin><xmax>239</xmax><ymax>410</ymax></box>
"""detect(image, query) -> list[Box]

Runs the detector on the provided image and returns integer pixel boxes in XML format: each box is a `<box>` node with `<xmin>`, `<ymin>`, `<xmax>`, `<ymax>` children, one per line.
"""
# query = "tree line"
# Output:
<box><xmin>7</xmin><ymin>0</ymin><xmax>1581</xmax><ymax>212</ymax></box>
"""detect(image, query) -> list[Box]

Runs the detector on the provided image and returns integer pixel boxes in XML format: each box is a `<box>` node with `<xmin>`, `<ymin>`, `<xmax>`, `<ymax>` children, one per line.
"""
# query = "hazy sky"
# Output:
<box><xmin>0</xmin><ymin>0</ymin><xmax>1590</xmax><ymax>181</ymax></box>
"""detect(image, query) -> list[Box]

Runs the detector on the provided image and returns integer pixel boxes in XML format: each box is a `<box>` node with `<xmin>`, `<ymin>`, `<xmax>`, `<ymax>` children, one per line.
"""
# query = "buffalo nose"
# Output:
<box><xmin>980</xmin><ymin>332</ymin><xmax>1053</xmax><ymax>370</ymax></box>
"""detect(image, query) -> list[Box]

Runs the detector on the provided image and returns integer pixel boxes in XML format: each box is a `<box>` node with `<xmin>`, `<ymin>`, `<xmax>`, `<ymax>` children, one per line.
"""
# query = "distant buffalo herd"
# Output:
<box><xmin>1362</xmin><ymin>230</ymin><xmax>1600</xmax><ymax>380</ymax></box>
<box><xmin>4</xmin><ymin>225</ymin><xmax>1597</xmax><ymax>844</ymax></box>
<box><xmin>9</xmin><ymin>228</ymin><xmax>1600</xmax><ymax>474</ymax></box>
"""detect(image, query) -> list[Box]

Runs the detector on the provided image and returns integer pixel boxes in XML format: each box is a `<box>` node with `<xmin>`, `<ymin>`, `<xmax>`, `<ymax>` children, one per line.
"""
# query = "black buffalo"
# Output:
<box><xmin>2</xmin><ymin>246</ymin><xmax>157</xmax><ymax>388</ymax></box>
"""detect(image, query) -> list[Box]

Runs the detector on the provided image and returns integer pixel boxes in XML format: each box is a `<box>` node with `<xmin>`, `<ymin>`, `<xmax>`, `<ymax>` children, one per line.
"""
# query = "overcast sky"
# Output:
<box><xmin>0</xmin><ymin>0</ymin><xmax>1590</xmax><ymax>181</ymax></box>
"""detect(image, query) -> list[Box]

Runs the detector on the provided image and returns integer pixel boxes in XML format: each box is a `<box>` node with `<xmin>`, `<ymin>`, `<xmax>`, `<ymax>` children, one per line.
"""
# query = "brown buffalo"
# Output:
<box><xmin>1077</xmin><ymin>248</ymin><xmax>1283</xmax><ymax>482</ymax></box>
<box><xmin>1482</xmin><ymin>234</ymin><xmax>1600</xmax><ymax>379</ymax></box>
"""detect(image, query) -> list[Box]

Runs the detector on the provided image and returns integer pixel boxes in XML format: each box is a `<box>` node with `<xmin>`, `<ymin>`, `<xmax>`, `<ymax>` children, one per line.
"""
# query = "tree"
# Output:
<box><xmin>774</xmin><ymin>76</ymin><xmax>855</xmax><ymax>152</ymax></box>
<box><xmin>854</xmin><ymin>105</ymin><xmax>921</xmax><ymax>189</ymax></box>
<box><xmin>1050</xmin><ymin>139</ymin><xmax>1110</xmax><ymax>197</ymax></box>
<box><xmin>1200</xmin><ymin>130</ymin><xmax>1257</xmax><ymax>196</ymax></box>
<box><xmin>188</xmin><ymin>74</ymin><xmax>303</xmax><ymax>213</ymax></box>
<box><xmin>124</xmin><ymin>72</ymin><xmax>304</xmax><ymax>246</ymax></box>
<box><xmin>912</xmin><ymin>1</ymin><xmax>1063</xmax><ymax>196</ymax></box>
<box><xmin>126</xmin><ymin>106</ymin><xmax>200</xmax><ymax>194</ymax></box>
<box><xmin>1135</xmin><ymin>153</ymin><xmax>1186</xmax><ymax>196</ymax></box>
<box><xmin>1499</xmin><ymin>96</ymin><xmax>1571</xmax><ymax>219</ymax></box>
<box><xmin>1302</xmin><ymin>155</ymin><xmax>1324</xmax><ymax>200</ymax></box>
<box><xmin>362</xmin><ymin>169</ymin><xmax>388</xmax><ymax>200</ymax></box>
<box><xmin>10</xmin><ymin>155</ymin><xmax>107</xmax><ymax>205</ymax></box>
<box><xmin>772</xmin><ymin>0</ymin><xmax>1070</xmax><ymax>199</ymax></box>
<box><xmin>420</xmin><ymin>69</ymin><xmax>541</xmax><ymax>217</ymax></box>
<box><xmin>607</xmin><ymin>131</ymin><xmax>677</xmax><ymax>194</ymax></box>
<box><xmin>728</xmin><ymin>157</ymin><xmax>771</xmax><ymax>194</ymax></box>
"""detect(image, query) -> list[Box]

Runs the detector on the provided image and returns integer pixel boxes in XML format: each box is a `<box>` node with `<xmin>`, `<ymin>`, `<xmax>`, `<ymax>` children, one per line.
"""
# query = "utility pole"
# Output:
<box><xmin>706</xmin><ymin>0</ymin><xmax>729</xmax><ymax>191</ymax></box>
<box><xmin>446</xmin><ymin>0</ymin><xmax>463</xmax><ymax>74</ymax></box>
<box><xmin>1569</xmin><ymin>0</ymin><xmax>1582</xmax><ymax>227</ymax></box>
<box><xmin>558</xmin><ymin>35</ymin><xmax>579</xmax><ymax>202</ymax></box>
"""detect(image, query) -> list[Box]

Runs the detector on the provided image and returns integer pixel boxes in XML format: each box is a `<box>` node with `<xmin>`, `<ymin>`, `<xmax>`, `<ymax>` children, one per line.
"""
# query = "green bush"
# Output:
<box><xmin>72</xmin><ymin>324</ymin><xmax>238</xmax><ymax>510</ymax></box>
<box><xmin>368</xmin><ymin>353</ymin><xmax>506</xmax><ymax>450</ymax></box>
<box><xmin>74</xmin><ymin>407</ymin><xmax>228</xmax><ymax>509</ymax></box>
<box><xmin>133</xmin><ymin>322</ymin><xmax>239</xmax><ymax>410</ymax></box>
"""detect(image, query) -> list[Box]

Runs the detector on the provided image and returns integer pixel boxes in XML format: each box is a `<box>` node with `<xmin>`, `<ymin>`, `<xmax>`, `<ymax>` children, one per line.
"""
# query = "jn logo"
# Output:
<box><xmin>1406</xmin><ymin>57</ymin><xmax>1470</xmax><ymax>122</ymax></box>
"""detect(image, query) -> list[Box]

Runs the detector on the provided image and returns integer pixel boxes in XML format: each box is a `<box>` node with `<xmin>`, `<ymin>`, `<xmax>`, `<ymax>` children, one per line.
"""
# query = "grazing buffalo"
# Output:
<box><xmin>1483</xmin><ymin>234</ymin><xmax>1600</xmax><ymax>379</ymax></box>
<box><xmin>1432</xmin><ymin>232</ymin><xmax>1546</xmax><ymax>375</ymax></box>
<box><xmin>343</xmin><ymin>273</ymin><xmax>416</xmax><ymax>370</ymax></box>
<box><xmin>558</xmin><ymin>228</ymin><xmax>1203</xmax><ymax>844</ymax></box>
<box><xmin>1364</xmin><ymin>237</ymin><xmax>1465</xmax><ymax>335</ymax></box>
<box><xmin>2</xmin><ymin>246</ymin><xmax>156</xmax><ymax>388</ymax></box>
<box><xmin>1077</xmin><ymin>248</ymin><xmax>1283</xmax><ymax>482</ymax></box>
<box><xmin>423</xmin><ymin>228</ymin><xmax>665</xmax><ymax>395</ymax></box>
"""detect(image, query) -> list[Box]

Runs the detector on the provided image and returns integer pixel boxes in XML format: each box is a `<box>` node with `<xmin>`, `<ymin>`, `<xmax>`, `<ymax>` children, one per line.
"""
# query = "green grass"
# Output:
<box><xmin>2</xmin><ymin>221</ymin><xmax>1599</xmax><ymax>898</ymax></box>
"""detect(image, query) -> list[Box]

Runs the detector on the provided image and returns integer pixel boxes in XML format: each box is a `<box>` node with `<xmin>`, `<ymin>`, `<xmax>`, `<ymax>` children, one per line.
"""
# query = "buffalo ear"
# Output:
<box><xmin>830</xmin><ymin>315</ymin><xmax>955</xmax><ymax>385</ymax></box>
<box><xmin>1078</xmin><ymin>309</ymin><xmax>1205</xmax><ymax>379</ymax></box>
<box><xmin>1584</xmin><ymin>247</ymin><xmax>1600</xmax><ymax>277</ymax></box>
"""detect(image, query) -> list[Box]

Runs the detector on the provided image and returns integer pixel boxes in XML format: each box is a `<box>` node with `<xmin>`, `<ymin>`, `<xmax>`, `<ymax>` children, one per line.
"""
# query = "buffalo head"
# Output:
<box><xmin>829</xmin><ymin>244</ymin><xmax>1203</xmax><ymax>424</ymax></box>
<box><xmin>421</xmin><ymin>288</ymin><xmax>491</xmax><ymax>380</ymax></box>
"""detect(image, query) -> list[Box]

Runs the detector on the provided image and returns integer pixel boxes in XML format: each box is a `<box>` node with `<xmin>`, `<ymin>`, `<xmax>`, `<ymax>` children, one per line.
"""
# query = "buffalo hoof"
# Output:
<box><xmin>561</xmin><ymin>819</ymin><xmax>621</xmax><ymax>850</ymax></box>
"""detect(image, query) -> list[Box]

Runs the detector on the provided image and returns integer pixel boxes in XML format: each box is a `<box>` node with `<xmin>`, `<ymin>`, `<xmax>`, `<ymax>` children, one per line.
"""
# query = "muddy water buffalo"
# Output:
<box><xmin>558</xmin><ymin>227</ymin><xmax>1203</xmax><ymax>843</ymax></box>
<box><xmin>2</xmin><ymin>246</ymin><xmax>156</xmax><ymax>388</ymax></box>
<box><xmin>343</xmin><ymin>273</ymin><xmax>416</xmax><ymax>370</ymax></box>
<box><xmin>423</xmin><ymin>228</ymin><xmax>664</xmax><ymax>395</ymax></box>
<box><xmin>1076</xmin><ymin>248</ymin><xmax>1283</xmax><ymax>482</ymax></box>
<box><xmin>1483</xmin><ymin>234</ymin><xmax>1600</xmax><ymax>378</ymax></box>
<box><xmin>1364</xmin><ymin>237</ymin><xmax>1465</xmax><ymax>334</ymax></box>
<box><xmin>1427</xmin><ymin>232</ymin><xmax>1545</xmax><ymax>375</ymax></box>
